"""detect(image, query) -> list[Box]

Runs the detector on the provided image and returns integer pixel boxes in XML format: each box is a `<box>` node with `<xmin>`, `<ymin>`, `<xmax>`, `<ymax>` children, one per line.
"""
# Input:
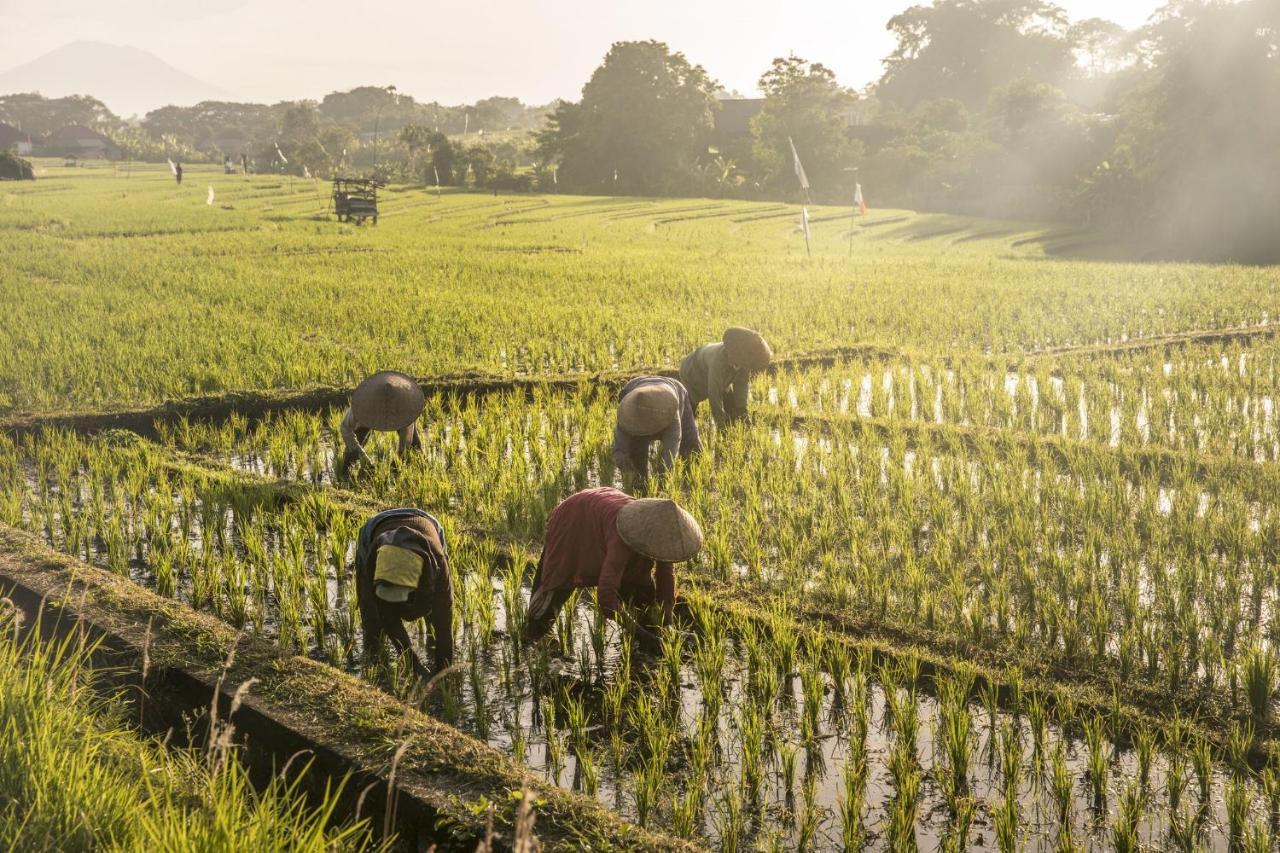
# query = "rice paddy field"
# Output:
<box><xmin>3</xmin><ymin>159</ymin><xmax>1280</xmax><ymax>850</ymax></box>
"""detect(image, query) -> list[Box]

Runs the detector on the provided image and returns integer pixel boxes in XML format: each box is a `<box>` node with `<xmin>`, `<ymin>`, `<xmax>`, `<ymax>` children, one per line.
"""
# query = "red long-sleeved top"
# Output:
<box><xmin>537</xmin><ymin>487</ymin><xmax>675</xmax><ymax>617</ymax></box>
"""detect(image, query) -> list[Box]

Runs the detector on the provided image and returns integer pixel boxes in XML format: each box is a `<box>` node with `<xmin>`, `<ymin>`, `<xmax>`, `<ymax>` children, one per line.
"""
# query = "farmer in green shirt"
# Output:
<box><xmin>679</xmin><ymin>327</ymin><xmax>773</xmax><ymax>426</ymax></box>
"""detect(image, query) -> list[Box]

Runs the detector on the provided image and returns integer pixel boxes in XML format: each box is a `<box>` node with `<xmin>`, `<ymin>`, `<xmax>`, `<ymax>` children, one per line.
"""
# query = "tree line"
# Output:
<box><xmin>0</xmin><ymin>87</ymin><xmax>552</xmax><ymax>190</ymax></box>
<box><xmin>1</xmin><ymin>0</ymin><xmax>1275</xmax><ymax>261</ymax></box>
<box><xmin>535</xmin><ymin>0</ymin><xmax>1278</xmax><ymax>262</ymax></box>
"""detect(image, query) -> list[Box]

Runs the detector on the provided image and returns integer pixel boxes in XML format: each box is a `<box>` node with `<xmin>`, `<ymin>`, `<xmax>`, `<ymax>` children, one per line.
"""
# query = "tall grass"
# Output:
<box><xmin>0</xmin><ymin>607</ymin><xmax>376</xmax><ymax>851</ymax></box>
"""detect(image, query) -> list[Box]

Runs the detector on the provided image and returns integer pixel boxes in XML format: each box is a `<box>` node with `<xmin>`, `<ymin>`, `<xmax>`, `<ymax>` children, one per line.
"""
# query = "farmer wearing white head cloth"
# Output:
<box><xmin>679</xmin><ymin>327</ymin><xmax>773</xmax><ymax>427</ymax></box>
<box><xmin>523</xmin><ymin>487</ymin><xmax>703</xmax><ymax>653</ymax></box>
<box><xmin>340</xmin><ymin>371</ymin><xmax>425</xmax><ymax>469</ymax></box>
<box><xmin>613</xmin><ymin>376</ymin><xmax>702</xmax><ymax>478</ymax></box>
<box><xmin>354</xmin><ymin>508</ymin><xmax>453</xmax><ymax>677</ymax></box>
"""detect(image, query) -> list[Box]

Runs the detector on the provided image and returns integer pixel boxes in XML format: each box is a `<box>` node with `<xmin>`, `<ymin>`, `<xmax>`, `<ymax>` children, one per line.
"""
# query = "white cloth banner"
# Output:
<box><xmin>789</xmin><ymin>137</ymin><xmax>810</xmax><ymax>191</ymax></box>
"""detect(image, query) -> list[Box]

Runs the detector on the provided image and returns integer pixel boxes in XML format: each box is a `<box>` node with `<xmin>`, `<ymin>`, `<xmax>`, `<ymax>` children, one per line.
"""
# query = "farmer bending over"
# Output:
<box><xmin>340</xmin><ymin>370</ymin><xmax>424</xmax><ymax>469</ymax></box>
<box><xmin>354</xmin><ymin>508</ymin><xmax>453</xmax><ymax>677</ymax></box>
<box><xmin>524</xmin><ymin>487</ymin><xmax>702</xmax><ymax>653</ymax></box>
<box><xmin>679</xmin><ymin>327</ymin><xmax>773</xmax><ymax>427</ymax></box>
<box><xmin>613</xmin><ymin>376</ymin><xmax>701</xmax><ymax>479</ymax></box>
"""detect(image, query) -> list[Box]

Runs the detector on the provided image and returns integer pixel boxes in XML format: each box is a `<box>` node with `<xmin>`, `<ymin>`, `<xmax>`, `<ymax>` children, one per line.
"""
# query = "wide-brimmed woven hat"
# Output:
<box><xmin>618</xmin><ymin>383</ymin><xmax>680</xmax><ymax>436</ymax></box>
<box><xmin>351</xmin><ymin>371</ymin><xmax>425</xmax><ymax>431</ymax></box>
<box><xmin>616</xmin><ymin>498</ymin><xmax>704</xmax><ymax>562</ymax></box>
<box><xmin>722</xmin><ymin>327</ymin><xmax>773</xmax><ymax>371</ymax></box>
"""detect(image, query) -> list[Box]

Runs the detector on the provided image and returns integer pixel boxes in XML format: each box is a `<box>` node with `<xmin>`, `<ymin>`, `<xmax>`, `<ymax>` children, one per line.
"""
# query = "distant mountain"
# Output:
<box><xmin>0</xmin><ymin>41</ymin><xmax>226</xmax><ymax>118</ymax></box>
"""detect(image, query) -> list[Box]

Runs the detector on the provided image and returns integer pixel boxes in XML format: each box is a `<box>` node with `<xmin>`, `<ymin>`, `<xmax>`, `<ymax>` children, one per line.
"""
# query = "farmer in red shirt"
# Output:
<box><xmin>524</xmin><ymin>487</ymin><xmax>703</xmax><ymax>651</ymax></box>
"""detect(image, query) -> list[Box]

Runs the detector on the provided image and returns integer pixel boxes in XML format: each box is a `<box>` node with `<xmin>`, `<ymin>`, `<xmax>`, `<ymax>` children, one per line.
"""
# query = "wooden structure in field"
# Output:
<box><xmin>332</xmin><ymin>176</ymin><xmax>381</xmax><ymax>224</ymax></box>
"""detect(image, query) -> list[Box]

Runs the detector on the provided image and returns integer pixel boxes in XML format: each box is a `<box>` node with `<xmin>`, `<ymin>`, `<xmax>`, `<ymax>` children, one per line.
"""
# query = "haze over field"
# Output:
<box><xmin>3</xmin><ymin>0</ymin><xmax>1167</xmax><ymax>110</ymax></box>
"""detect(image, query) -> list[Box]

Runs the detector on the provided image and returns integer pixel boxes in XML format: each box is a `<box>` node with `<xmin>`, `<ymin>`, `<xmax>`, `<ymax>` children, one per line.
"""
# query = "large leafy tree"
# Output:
<box><xmin>878</xmin><ymin>0</ymin><xmax>1077</xmax><ymax>110</ymax></box>
<box><xmin>536</xmin><ymin>40</ymin><xmax>718</xmax><ymax>194</ymax></box>
<box><xmin>0</xmin><ymin>93</ymin><xmax>118</xmax><ymax>136</ymax></box>
<box><xmin>1088</xmin><ymin>0</ymin><xmax>1280</xmax><ymax>261</ymax></box>
<box><xmin>143</xmin><ymin>101</ymin><xmax>275</xmax><ymax>154</ymax></box>
<box><xmin>399</xmin><ymin>125</ymin><xmax>455</xmax><ymax>184</ymax></box>
<box><xmin>750</xmin><ymin>56</ymin><xmax>859</xmax><ymax>199</ymax></box>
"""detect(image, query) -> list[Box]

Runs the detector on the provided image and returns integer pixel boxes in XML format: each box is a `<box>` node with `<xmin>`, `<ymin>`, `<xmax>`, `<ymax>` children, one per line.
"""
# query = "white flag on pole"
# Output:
<box><xmin>854</xmin><ymin>182</ymin><xmax>867</xmax><ymax>215</ymax></box>
<box><xmin>206</xmin><ymin>185</ymin><xmax>215</xmax><ymax>205</ymax></box>
<box><xmin>788</xmin><ymin>137</ymin><xmax>809</xmax><ymax>191</ymax></box>
<box><xmin>274</xmin><ymin>143</ymin><xmax>288</xmax><ymax>164</ymax></box>
<box><xmin>552</xmin><ymin>167</ymin><xmax>558</xmax><ymax>185</ymax></box>
<box><xmin>167</xmin><ymin>158</ymin><xmax>177</xmax><ymax>176</ymax></box>
<box><xmin>801</xmin><ymin>205</ymin><xmax>812</xmax><ymax>243</ymax></box>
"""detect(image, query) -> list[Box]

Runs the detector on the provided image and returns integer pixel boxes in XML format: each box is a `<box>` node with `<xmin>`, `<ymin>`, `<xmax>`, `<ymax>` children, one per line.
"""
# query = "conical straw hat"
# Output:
<box><xmin>351</xmin><ymin>371</ymin><xmax>424</xmax><ymax>431</ymax></box>
<box><xmin>722</xmin><ymin>327</ymin><xmax>773</xmax><ymax>371</ymax></box>
<box><xmin>618</xmin><ymin>383</ymin><xmax>680</xmax><ymax>436</ymax></box>
<box><xmin>616</xmin><ymin>498</ymin><xmax>704</xmax><ymax>563</ymax></box>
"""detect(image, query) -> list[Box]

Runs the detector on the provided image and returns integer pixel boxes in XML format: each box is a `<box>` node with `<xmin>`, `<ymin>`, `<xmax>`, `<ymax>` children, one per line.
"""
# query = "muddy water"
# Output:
<box><xmin>194</xmin><ymin>414</ymin><xmax>1280</xmax><ymax>676</ymax></box>
<box><xmin>12</xmin><ymin>457</ymin><xmax>1272</xmax><ymax>850</ymax></box>
<box><xmin>764</xmin><ymin>348</ymin><xmax>1280</xmax><ymax>463</ymax></box>
<box><xmin>416</xmin><ymin>584</ymin><xmax>1258</xmax><ymax>852</ymax></box>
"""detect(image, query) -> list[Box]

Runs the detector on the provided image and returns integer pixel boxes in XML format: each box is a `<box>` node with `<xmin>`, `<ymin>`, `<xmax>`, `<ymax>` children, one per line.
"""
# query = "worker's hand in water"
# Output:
<box><xmin>633</xmin><ymin>626</ymin><xmax>665</xmax><ymax>656</ymax></box>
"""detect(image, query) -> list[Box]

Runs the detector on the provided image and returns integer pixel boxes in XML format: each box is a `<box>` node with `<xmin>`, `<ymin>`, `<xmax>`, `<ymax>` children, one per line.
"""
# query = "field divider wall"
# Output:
<box><xmin>0</xmin><ymin>344</ymin><xmax>905</xmax><ymax>439</ymax></box>
<box><xmin>1021</xmin><ymin>321</ymin><xmax>1277</xmax><ymax>362</ymax></box>
<box><xmin>6</xmin><ymin>320</ymin><xmax>1273</xmax><ymax>440</ymax></box>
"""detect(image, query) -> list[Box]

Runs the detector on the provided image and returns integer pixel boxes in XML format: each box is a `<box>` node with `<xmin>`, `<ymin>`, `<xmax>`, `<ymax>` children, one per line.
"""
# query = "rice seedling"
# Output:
<box><xmin>1242</xmin><ymin>645</ymin><xmax>1276</xmax><ymax>724</ymax></box>
<box><xmin>713</xmin><ymin>787</ymin><xmax>744</xmax><ymax>853</ymax></box>
<box><xmin>1192</xmin><ymin>736</ymin><xmax>1215</xmax><ymax>809</ymax></box>
<box><xmin>837</xmin><ymin>749</ymin><xmax>867</xmax><ymax>850</ymax></box>
<box><xmin>886</xmin><ymin>739</ymin><xmax>921</xmax><ymax>851</ymax></box>
<box><xmin>1242</xmin><ymin>822</ymin><xmax>1274</xmax><ymax>853</ymax></box>
<box><xmin>670</xmin><ymin>782</ymin><xmax>701</xmax><ymax>839</ymax></box>
<box><xmin>1083</xmin><ymin>715</ymin><xmax>1110</xmax><ymax>807</ymax></box>
<box><xmin>1111</xmin><ymin>780</ymin><xmax>1143</xmax><ymax>853</ymax></box>
<box><xmin>1226</xmin><ymin>776</ymin><xmax>1253</xmax><ymax>849</ymax></box>
<box><xmin>7</xmin><ymin>174</ymin><xmax>1280</xmax><ymax>848</ymax></box>
<box><xmin>796</xmin><ymin>770</ymin><xmax>820</xmax><ymax>851</ymax></box>
<box><xmin>994</xmin><ymin>791</ymin><xmax>1021</xmax><ymax>853</ymax></box>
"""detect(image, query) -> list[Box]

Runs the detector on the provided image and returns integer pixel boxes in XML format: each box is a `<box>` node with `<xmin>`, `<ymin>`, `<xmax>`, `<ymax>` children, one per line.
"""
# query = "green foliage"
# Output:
<box><xmin>750</xmin><ymin>56</ymin><xmax>860</xmax><ymax>200</ymax></box>
<box><xmin>0</xmin><ymin>92</ymin><xmax>117</xmax><ymax>136</ymax></box>
<box><xmin>0</xmin><ymin>168</ymin><xmax>1277</xmax><ymax>849</ymax></box>
<box><xmin>1088</xmin><ymin>0</ymin><xmax>1280</xmax><ymax>261</ymax></box>
<box><xmin>878</xmin><ymin>0</ymin><xmax>1076</xmax><ymax>111</ymax></box>
<box><xmin>536</xmin><ymin>40</ymin><xmax>718</xmax><ymax>194</ymax></box>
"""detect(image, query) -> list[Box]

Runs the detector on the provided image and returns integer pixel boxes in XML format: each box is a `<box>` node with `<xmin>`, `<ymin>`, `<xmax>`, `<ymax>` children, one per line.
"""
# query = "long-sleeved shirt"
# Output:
<box><xmin>679</xmin><ymin>342</ymin><xmax>751</xmax><ymax>425</ymax></box>
<box><xmin>354</xmin><ymin>508</ymin><xmax>453</xmax><ymax>673</ymax></box>
<box><xmin>535</xmin><ymin>487</ymin><xmax>675</xmax><ymax>620</ymax></box>
<box><xmin>340</xmin><ymin>407</ymin><xmax>418</xmax><ymax>456</ymax></box>
<box><xmin>612</xmin><ymin>376</ymin><xmax>702</xmax><ymax>477</ymax></box>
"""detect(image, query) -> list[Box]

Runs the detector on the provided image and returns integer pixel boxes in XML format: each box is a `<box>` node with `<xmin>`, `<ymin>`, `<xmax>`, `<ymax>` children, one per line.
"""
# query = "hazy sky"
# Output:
<box><xmin>2</xmin><ymin>0</ymin><xmax>1168</xmax><ymax>105</ymax></box>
